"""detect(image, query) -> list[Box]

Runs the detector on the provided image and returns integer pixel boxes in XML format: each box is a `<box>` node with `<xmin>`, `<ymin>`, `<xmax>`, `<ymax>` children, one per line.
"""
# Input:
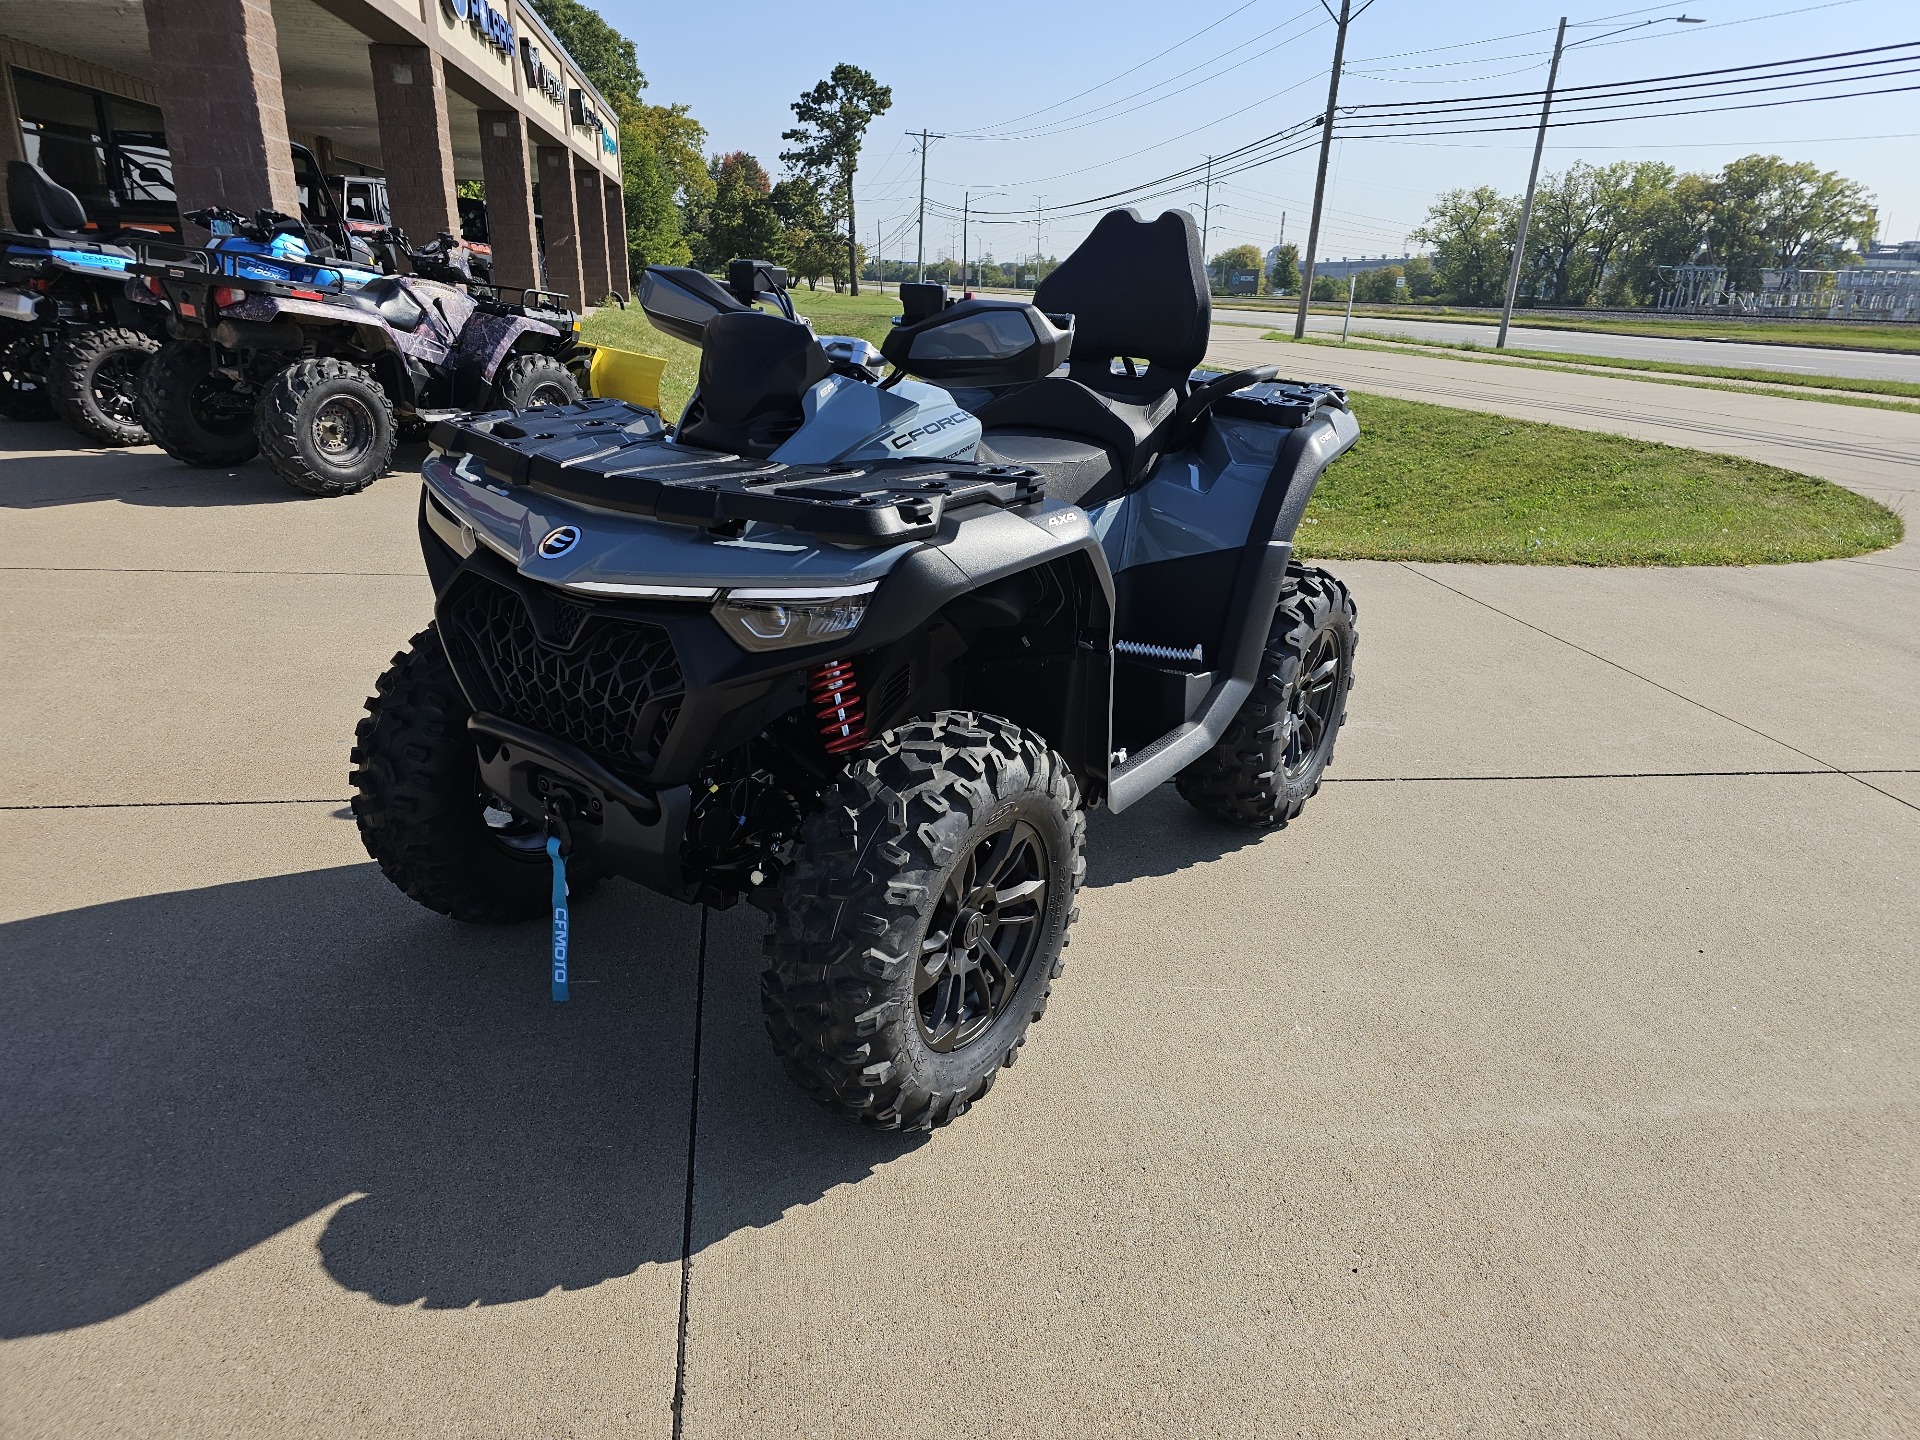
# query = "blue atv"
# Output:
<box><xmin>351</xmin><ymin>211</ymin><xmax>1360</xmax><ymax>1130</ymax></box>
<box><xmin>0</xmin><ymin>162</ymin><xmax>168</xmax><ymax>444</ymax></box>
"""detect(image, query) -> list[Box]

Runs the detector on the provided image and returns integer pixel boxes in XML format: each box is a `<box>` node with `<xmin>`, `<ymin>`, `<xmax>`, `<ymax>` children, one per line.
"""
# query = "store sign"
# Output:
<box><xmin>441</xmin><ymin>0</ymin><xmax>514</xmax><ymax>57</ymax></box>
<box><xmin>568</xmin><ymin>88</ymin><xmax>602</xmax><ymax>135</ymax></box>
<box><xmin>519</xmin><ymin>38</ymin><xmax>564</xmax><ymax>105</ymax></box>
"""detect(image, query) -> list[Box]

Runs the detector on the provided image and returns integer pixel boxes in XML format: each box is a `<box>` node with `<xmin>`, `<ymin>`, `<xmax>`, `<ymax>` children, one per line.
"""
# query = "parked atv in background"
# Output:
<box><xmin>0</xmin><ymin>161</ymin><xmax>166</xmax><ymax>445</ymax></box>
<box><xmin>351</xmin><ymin>212</ymin><xmax>1362</xmax><ymax>1132</ymax></box>
<box><xmin>132</xmin><ymin>214</ymin><xmax>584</xmax><ymax>496</ymax></box>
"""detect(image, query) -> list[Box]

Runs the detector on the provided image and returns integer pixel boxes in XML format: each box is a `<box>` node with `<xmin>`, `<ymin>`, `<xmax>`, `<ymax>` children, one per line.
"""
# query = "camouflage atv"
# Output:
<box><xmin>132</xmin><ymin>213</ymin><xmax>585</xmax><ymax>496</ymax></box>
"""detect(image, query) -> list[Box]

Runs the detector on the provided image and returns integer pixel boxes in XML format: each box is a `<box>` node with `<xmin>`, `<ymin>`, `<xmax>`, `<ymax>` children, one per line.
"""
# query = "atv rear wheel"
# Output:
<box><xmin>351</xmin><ymin>624</ymin><xmax>597</xmax><ymax>923</ymax></box>
<box><xmin>257</xmin><ymin>357</ymin><xmax>397</xmax><ymax>497</ymax></box>
<box><xmin>50</xmin><ymin>326</ymin><xmax>158</xmax><ymax>445</ymax></box>
<box><xmin>137</xmin><ymin>339</ymin><xmax>259</xmax><ymax>466</ymax></box>
<box><xmin>763</xmin><ymin>711</ymin><xmax>1084</xmax><ymax>1131</ymax></box>
<box><xmin>1176</xmin><ymin>564</ymin><xmax>1357</xmax><ymax>829</ymax></box>
<box><xmin>491</xmin><ymin>353</ymin><xmax>581</xmax><ymax>411</ymax></box>
<box><xmin>0</xmin><ymin>330</ymin><xmax>53</xmax><ymax>422</ymax></box>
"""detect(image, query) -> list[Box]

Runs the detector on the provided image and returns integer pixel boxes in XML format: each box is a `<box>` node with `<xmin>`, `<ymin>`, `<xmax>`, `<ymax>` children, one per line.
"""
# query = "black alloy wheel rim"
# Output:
<box><xmin>916</xmin><ymin>816</ymin><xmax>1051</xmax><ymax>1053</ymax></box>
<box><xmin>2</xmin><ymin>336</ymin><xmax>42</xmax><ymax>393</ymax></box>
<box><xmin>92</xmin><ymin>352</ymin><xmax>144</xmax><ymax>423</ymax></box>
<box><xmin>1282</xmin><ymin>632</ymin><xmax>1343</xmax><ymax>780</ymax></box>
<box><xmin>313</xmin><ymin>392</ymin><xmax>377</xmax><ymax>464</ymax></box>
<box><xmin>528</xmin><ymin>380</ymin><xmax>572</xmax><ymax>407</ymax></box>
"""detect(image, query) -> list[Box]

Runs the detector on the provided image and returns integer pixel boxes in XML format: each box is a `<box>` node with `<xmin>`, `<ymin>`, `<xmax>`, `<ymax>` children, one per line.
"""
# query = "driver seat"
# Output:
<box><xmin>974</xmin><ymin>207</ymin><xmax>1210</xmax><ymax>507</ymax></box>
<box><xmin>6</xmin><ymin>161</ymin><xmax>113</xmax><ymax>243</ymax></box>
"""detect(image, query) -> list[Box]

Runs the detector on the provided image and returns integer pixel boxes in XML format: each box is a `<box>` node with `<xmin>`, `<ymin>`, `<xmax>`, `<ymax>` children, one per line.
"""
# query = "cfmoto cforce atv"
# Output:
<box><xmin>353</xmin><ymin>211</ymin><xmax>1360</xmax><ymax>1130</ymax></box>
<box><xmin>132</xmin><ymin>216</ymin><xmax>582</xmax><ymax>497</ymax></box>
<box><xmin>0</xmin><ymin>162</ymin><xmax>167</xmax><ymax>445</ymax></box>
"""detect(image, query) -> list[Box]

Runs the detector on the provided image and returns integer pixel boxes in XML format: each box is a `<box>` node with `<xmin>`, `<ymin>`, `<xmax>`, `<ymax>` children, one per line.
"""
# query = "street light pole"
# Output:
<box><xmin>1294</xmin><ymin>0</ymin><xmax>1354</xmax><ymax>340</ymax></box>
<box><xmin>1496</xmin><ymin>17</ymin><xmax>1566</xmax><ymax>350</ymax></box>
<box><xmin>1496</xmin><ymin>13</ymin><xmax>1702</xmax><ymax>347</ymax></box>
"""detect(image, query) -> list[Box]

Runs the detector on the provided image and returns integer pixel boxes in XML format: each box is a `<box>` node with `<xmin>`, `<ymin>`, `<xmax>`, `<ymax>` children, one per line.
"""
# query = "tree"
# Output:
<box><xmin>1268</xmin><ymin>243</ymin><xmax>1301</xmax><ymax>295</ymax></box>
<box><xmin>527</xmin><ymin>0</ymin><xmax>644</xmax><ymax>114</ymax></box>
<box><xmin>691</xmin><ymin>152</ymin><xmax>780</xmax><ymax>272</ymax></box>
<box><xmin>1310</xmin><ymin>273</ymin><xmax>1348</xmax><ymax>302</ymax></box>
<box><xmin>771</xmin><ymin>176</ymin><xmax>837</xmax><ymax>288</ymax></box>
<box><xmin>621</xmin><ymin>101</ymin><xmax>711</xmax><ymax>273</ymax></box>
<box><xmin>1411</xmin><ymin>186</ymin><xmax>1516</xmax><ymax>305</ymax></box>
<box><xmin>1522</xmin><ymin>163</ymin><xmax>1609</xmax><ymax>306</ymax></box>
<box><xmin>1208</xmin><ymin>244</ymin><xmax>1264</xmax><ymax>293</ymax></box>
<box><xmin>1402</xmin><ymin>253</ymin><xmax>1438</xmax><ymax>301</ymax></box>
<box><xmin>1353</xmin><ymin>265</ymin><xmax>1402</xmax><ymax>304</ymax></box>
<box><xmin>779</xmin><ymin>64</ymin><xmax>893</xmax><ymax>296</ymax></box>
<box><xmin>1706</xmin><ymin>155</ymin><xmax>1876</xmax><ymax>290</ymax></box>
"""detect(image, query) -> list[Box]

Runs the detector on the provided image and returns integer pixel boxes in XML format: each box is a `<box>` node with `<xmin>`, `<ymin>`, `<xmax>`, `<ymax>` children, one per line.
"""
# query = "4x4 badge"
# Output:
<box><xmin>538</xmin><ymin>525</ymin><xmax>580</xmax><ymax>558</ymax></box>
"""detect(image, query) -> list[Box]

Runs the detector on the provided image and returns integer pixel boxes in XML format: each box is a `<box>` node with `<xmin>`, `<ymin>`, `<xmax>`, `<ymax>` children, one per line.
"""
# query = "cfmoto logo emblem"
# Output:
<box><xmin>538</xmin><ymin>525</ymin><xmax>580</xmax><ymax>558</ymax></box>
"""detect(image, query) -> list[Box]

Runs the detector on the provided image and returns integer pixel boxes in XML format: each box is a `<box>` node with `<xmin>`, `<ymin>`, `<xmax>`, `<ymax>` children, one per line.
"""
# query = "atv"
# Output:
<box><xmin>131</xmin><ymin>215</ymin><xmax>583</xmax><ymax>497</ymax></box>
<box><xmin>351</xmin><ymin>210</ymin><xmax>1360</xmax><ymax>1131</ymax></box>
<box><xmin>0</xmin><ymin>161</ymin><xmax>170</xmax><ymax>445</ymax></box>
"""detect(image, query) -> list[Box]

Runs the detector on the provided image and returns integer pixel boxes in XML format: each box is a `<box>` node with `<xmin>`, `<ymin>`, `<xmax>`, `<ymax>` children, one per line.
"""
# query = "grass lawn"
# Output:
<box><xmin>581</xmin><ymin>295</ymin><xmax>1899</xmax><ymax>566</ymax></box>
<box><xmin>582</xmin><ymin>285</ymin><xmax>900</xmax><ymax>418</ymax></box>
<box><xmin>1297</xmin><ymin>392</ymin><xmax>1902</xmax><ymax>566</ymax></box>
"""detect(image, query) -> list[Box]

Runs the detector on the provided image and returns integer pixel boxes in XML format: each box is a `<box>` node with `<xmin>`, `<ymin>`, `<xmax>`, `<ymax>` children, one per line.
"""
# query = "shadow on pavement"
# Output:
<box><xmin>0</xmin><ymin>422</ymin><xmax>432</xmax><ymax>509</ymax></box>
<box><xmin>0</xmin><ymin>860</ymin><xmax>902</xmax><ymax>1337</ymax></box>
<box><xmin>1083</xmin><ymin>783</ymin><xmax>1268</xmax><ymax>888</ymax></box>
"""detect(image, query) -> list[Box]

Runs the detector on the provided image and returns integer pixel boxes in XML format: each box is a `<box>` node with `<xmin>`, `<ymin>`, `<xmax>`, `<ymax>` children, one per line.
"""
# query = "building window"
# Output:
<box><xmin>13</xmin><ymin>69</ymin><xmax>173</xmax><ymax>226</ymax></box>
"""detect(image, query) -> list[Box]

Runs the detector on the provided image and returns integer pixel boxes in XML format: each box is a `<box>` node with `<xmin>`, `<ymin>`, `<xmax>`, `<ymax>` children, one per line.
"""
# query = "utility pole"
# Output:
<box><xmin>1200</xmin><ymin>154</ymin><xmax>1214</xmax><ymax>276</ymax></box>
<box><xmin>1294</xmin><ymin>0</ymin><xmax>1355</xmax><ymax>340</ymax></box>
<box><xmin>1033</xmin><ymin>197</ymin><xmax>1044</xmax><ymax>289</ymax></box>
<box><xmin>874</xmin><ymin>216</ymin><xmax>883</xmax><ymax>293</ymax></box>
<box><xmin>1498</xmin><ymin>17</ymin><xmax>1567</xmax><ymax>348</ymax></box>
<box><xmin>910</xmin><ymin>129</ymin><xmax>941</xmax><ymax>281</ymax></box>
<box><xmin>962</xmin><ymin>192</ymin><xmax>971</xmax><ymax>293</ymax></box>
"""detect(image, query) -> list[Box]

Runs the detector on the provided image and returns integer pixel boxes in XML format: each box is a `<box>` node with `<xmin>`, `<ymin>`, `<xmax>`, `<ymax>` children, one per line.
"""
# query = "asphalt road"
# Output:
<box><xmin>3</xmin><ymin>354</ymin><xmax>1916</xmax><ymax>1438</ymax></box>
<box><xmin>1213</xmin><ymin>305</ymin><xmax>1920</xmax><ymax>383</ymax></box>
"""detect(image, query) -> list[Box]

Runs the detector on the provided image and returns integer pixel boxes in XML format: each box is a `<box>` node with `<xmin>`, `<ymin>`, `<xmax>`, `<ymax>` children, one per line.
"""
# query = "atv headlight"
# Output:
<box><xmin>713</xmin><ymin>584</ymin><xmax>875</xmax><ymax>652</ymax></box>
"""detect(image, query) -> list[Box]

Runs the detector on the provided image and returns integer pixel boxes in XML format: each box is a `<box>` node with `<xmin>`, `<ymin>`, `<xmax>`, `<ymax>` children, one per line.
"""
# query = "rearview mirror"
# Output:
<box><xmin>880</xmin><ymin>298</ymin><xmax>1073</xmax><ymax>387</ymax></box>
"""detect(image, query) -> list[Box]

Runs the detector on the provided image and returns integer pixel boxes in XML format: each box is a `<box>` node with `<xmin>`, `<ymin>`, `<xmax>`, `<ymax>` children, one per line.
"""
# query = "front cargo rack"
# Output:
<box><xmin>433</xmin><ymin>397</ymin><xmax>1046</xmax><ymax>546</ymax></box>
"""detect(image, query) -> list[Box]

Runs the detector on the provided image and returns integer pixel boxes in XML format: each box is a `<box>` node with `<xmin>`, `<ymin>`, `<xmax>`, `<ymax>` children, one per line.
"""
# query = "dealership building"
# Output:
<box><xmin>0</xmin><ymin>0</ymin><xmax>627</xmax><ymax>305</ymax></box>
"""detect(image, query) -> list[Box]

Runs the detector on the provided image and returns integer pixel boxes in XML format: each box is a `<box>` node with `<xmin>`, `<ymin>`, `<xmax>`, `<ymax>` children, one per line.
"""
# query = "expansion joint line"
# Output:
<box><xmin>670</xmin><ymin>905</ymin><xmax>710</xmax><ymax>1438</ymax></box>
<box><xmin>1398</xmin><ymin>563</ymin><xmax>1920</xmax><ymax>816</ymax></box>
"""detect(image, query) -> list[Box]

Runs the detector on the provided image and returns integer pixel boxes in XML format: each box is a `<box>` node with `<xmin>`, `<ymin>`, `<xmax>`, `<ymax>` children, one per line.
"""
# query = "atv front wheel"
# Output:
<box><xmin>50</xmin><ymin>326</ymin><xmax>159</xmax><ymax>445</ymax></box>
<box><xmin>1176</xmin><ymin>564</ymin><xmax>1357</xmax><ymax>829</ymax></box>
<box><xmin>0</xmin><ymin>331</ymin><xmax>53</xmax><ymax>422</ymax></box>
<box><xmin>257</xmin><ymin>357</ymin><xmax>397</xmax><ymax>497</ymax></box>
<box><xmin>351</xmin><ymin>624</ymin><xmax>597</xmax><ymax>923</ymax></box>
<box><xmin>137</xmin><ymin>339</ymin><xmax>259</xmax><ymax>466</ymax></box>
<box><xmin>491</xmin><ymin>353</ymin><xmax>581</xmax><ymax>411</ymax></box>
<box><xmin>763</xmin><ymin>711</ymin><xmax>1084</xmax><ymax>1130</ymax></box>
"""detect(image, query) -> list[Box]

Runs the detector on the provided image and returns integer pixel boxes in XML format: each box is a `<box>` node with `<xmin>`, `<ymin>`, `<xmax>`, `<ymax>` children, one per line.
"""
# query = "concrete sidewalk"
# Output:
<box><xmin>3</xmin><ymin>360</ymin><xmax>1917</xmax><ymax>1439</ymax></box>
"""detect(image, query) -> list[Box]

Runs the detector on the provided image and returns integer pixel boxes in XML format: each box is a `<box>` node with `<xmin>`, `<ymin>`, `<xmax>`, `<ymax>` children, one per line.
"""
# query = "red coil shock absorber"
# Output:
<box><xmin>809</xmin><ymin>659</ymin><xmax>867</xmax><ymax>755</ymax></box>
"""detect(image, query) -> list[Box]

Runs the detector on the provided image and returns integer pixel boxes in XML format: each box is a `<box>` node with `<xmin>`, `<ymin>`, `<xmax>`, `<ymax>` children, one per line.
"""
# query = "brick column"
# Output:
<box><xmin>476</xmin><ymin>112</ymin><xmax>539</xmax><ymax>292</ymax></box>
<box><xmin>536</xmin><ymin>145</ymin><xmax>583</xmax><ymax>306</ymax></box>
<box><xmin>603</xmin><ymin>175</ymin><xmax>630</xmax><ymax>299</ymax></box>
<box><xmin>368</xmin><ymin>43</ymin><xmax>458</xmax><ymax>246</ymax></box>
<box><xmin>574</xmin><ymin>162</ymin><xmax>610</xmax><ymax>305</ymax></box>
<box><xmin>142</xmin><ymin>0</ymin><xmax>299</xmax><ymax>237</ymax></box>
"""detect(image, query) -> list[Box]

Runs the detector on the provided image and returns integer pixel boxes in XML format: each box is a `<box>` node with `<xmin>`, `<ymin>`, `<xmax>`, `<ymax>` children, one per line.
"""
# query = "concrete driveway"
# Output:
<box><xmin>2</xmin><ymin>348</ymin><xmax>1917</xmax><ymax>1440</ymax></box>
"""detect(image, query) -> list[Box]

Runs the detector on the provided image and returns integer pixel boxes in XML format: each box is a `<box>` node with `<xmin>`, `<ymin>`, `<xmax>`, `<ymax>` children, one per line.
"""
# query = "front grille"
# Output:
<box><xmin>445</xmin><ymin>576</ymin><xmax>683</xmax><ymax>765</ymax></box>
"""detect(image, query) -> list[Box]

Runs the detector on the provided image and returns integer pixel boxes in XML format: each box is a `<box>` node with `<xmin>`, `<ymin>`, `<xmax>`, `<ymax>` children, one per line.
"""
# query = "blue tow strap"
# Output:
<box><xmin>546</xmin><ymin>834</ymin><xmax>570</xmax><ymax>1002</ymax></box>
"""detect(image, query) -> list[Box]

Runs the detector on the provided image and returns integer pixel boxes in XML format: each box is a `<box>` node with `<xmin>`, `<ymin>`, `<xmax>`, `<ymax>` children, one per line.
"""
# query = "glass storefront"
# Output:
<box><xmin>14</xmin><ymin>69</ymin><xmax>174</xmax><ymax>229</ymax></box>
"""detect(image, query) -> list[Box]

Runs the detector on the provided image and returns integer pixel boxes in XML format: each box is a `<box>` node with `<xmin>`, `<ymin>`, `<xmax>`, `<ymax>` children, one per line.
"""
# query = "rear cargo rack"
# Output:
<box><xmin>433</xmin><ymin>397</ymin><xmax>1046</xmax><ymax>546</ymax></box>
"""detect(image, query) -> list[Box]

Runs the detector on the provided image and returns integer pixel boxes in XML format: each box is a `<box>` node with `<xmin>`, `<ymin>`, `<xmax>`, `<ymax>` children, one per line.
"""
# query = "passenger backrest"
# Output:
<box><xmin>677</xmin><ymin>310</ymin><xmax>831</xmax><ymax>457</ymax></box>
<box><xmin>6</xmin><ymin>162</ymin><xmax>91</xmax><ymax>238</ymax></box>
<box><xmin>1033</xmin><ymin>208</ymin><xmax>1210</xmax><ymax>379</ymax></box>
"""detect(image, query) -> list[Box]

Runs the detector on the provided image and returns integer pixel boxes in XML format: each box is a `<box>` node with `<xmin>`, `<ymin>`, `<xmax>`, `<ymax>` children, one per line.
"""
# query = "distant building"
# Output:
<box><xmin>1306</xmin><ymin>254</ymin><xmax>1419</xmax><ymax>281</ymax></box>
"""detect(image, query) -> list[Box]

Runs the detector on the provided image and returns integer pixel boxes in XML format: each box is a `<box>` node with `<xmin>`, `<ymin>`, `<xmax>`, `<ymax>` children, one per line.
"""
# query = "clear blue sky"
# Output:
<box><xmin>604</xmin><ymin>0</ymin><xmax>1918</xmax><ymax>267</ymax></box>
